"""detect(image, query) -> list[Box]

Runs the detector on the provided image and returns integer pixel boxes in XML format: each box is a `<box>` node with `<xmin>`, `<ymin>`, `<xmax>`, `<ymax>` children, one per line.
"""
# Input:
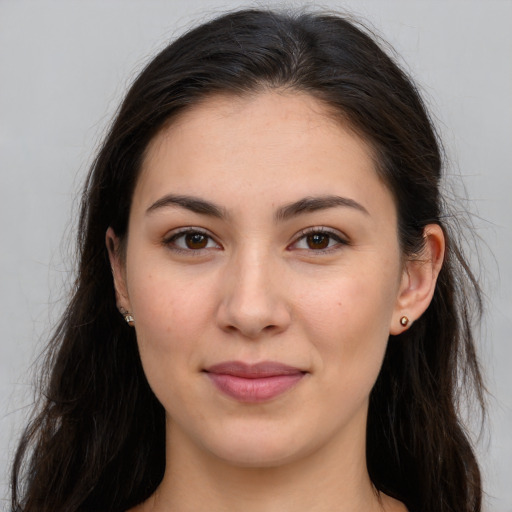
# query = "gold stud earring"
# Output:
<box><xmin>400</xmin><ymin>316</ymin><xmax>409</xmax><ymax>327</ymax></box>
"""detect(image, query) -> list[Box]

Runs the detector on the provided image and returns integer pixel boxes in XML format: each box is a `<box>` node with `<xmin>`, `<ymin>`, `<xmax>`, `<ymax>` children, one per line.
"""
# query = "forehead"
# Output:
<box><xmin>145</xmin><ymin>90</ymin><xmax>372</xmax><ymax>158</ymax></box>
<box><xmin>134</xmin><ymin>91</ymin><xmax>395</xmax><ymax>221</ymax></box>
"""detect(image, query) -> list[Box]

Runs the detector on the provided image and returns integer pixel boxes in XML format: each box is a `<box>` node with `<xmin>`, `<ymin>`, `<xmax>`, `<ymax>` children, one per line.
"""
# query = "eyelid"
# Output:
<box><xmin>162</xmin><ymin>227</ymin><xmax>222</xmax><ymax>253</ymax></box>
<box><xmin>288</xmin><ymin>226</ymin><xmax>350</xmax><ymax>252</ymax></box>
<box><xmin>161</xmin><ymin>226</ymin><xmax>348</xmax><ymax>255</ymax></box>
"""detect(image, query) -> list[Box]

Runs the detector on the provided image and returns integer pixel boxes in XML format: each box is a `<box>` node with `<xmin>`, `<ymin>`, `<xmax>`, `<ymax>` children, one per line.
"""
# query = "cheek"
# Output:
<box><xmin>125</xmin><ymin>255</ymin><xmax>218</xmax><ymax>374</ymax></box>
<box><xmin>126</xmin><ymin>268</ymin><xmax>210</xmax><ymax>414</ymax></box>
<box><xmin>295</xmin><ymin>267</ymin><xmax>399</xmax><ymax>378</ymax></box>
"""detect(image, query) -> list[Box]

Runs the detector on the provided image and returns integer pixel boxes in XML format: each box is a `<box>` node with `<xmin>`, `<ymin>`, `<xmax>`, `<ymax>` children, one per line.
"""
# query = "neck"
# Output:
<box><xmin>143</xmin><ymin>417</ymin><xmax>395</xmax><ymax>512</ymax></box>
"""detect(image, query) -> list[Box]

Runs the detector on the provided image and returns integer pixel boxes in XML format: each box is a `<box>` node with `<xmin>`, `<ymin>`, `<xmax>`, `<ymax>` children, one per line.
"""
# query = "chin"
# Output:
<box><xmin>201</xmin><ymin>425</ymin><xmax>315</xmax><ymax>469</ymax></box>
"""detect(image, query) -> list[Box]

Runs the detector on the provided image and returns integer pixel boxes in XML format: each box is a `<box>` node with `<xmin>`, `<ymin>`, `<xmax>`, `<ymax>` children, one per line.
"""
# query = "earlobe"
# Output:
<box><xmin>390</xmin><ymin>224</ymin><xmax>445</xmax><ymax>335</ymax></box>
<box><xmin>105</xmin><ymin>227</ymin><xmax>131</xmax><ymax>313</ymax></box>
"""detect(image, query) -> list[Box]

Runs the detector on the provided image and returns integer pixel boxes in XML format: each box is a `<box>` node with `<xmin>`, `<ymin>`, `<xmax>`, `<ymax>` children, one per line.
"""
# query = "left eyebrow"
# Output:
<box><xmin>145</xmin><ymin>194</ymin><xmax>228</xmax><ymax>219</ymax></box>
<box><xmin>274</xmin><ymin>195</ymin><xmax>369</xmax><ymax>222</ymax></box>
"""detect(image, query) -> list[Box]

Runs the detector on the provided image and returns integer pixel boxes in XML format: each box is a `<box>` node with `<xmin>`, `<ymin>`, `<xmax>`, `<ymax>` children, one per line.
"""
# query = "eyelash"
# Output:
<box><xmin>289</xmin><ymin>227</ymin><xmax>349</xmax><ymax>254</ymax></box>
<box><xmin>162</xmin><ymin>228</ymin><xmax>221</xmax><ymax>255</ymax></box>
<box><xmin>162</xmin><ymin>227</ymin><xmax>349</xmax><ymax>255</ymax></box>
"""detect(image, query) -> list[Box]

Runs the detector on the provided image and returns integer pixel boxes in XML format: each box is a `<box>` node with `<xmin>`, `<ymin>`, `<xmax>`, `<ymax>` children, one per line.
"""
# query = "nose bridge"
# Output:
<box><xmin>217</xmin><ymin>241</ymin><xmax>290</xmax><ymax>338</ymax></box>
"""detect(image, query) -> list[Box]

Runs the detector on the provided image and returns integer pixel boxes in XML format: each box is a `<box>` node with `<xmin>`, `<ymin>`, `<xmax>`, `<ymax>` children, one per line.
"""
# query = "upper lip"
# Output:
<box><xmin>204</xmin><ymin>361</ymin><xmax>305</xmax><ymax>378</ymax></box>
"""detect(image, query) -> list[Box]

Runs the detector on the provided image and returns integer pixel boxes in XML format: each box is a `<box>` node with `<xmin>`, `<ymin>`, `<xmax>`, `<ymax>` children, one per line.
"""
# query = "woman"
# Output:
<box><xmin>11</xmin><ymin>8</ymin><xmax>485</xmax><ymax>512</ymax></box>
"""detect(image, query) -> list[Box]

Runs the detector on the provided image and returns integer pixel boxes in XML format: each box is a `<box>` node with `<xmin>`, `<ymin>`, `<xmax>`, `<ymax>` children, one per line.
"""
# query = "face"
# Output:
<box><xmin>110</xmin><ymin>91</ymin><xmax>416</xmax><ymax>468</ymax></box>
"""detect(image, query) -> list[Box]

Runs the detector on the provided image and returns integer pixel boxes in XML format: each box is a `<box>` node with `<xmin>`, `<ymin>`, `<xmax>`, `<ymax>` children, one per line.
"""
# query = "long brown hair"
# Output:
<box><xmin>11</xmin><ymin>9</ymin><xmax>485</xmax><ymax>512</ymax></box>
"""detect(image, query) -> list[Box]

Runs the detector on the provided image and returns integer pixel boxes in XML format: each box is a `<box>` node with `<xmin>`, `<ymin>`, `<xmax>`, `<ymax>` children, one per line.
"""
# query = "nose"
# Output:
<box><xmin>216</xmin><ymin>248</ymin><xmax>292</xmax><ymax>339</ymax></box>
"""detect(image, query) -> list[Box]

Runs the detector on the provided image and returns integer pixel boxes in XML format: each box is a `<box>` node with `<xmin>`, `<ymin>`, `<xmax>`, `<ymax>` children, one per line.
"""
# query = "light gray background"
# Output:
<box><xmin>1</xmin><ymin>0</ymin><xmax>511</xmax><ymax>510</ymax></box>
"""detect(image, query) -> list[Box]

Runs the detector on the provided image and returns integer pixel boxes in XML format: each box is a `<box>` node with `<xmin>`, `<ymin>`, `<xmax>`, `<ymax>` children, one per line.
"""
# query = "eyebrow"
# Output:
<box><xmin>145</xmin><ymin>193</ymin><xmax>369</xmax><ymax>221</ymax></box>
<box><xmin>146</xmin><ymin>194</ymin><xmax>227</xmax><ymax>218</ymax></box>
<box><xmin>274</xmin><ymin>195</ymin><xmax>369</xmax><ymax>222</ymax></box>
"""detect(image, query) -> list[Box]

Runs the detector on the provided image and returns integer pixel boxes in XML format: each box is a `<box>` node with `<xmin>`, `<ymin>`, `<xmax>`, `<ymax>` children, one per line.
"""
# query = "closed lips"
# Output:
<box><xmin>204</xmin><ymin>361</ymin><xmax>306</xmax><ymax>402</ymax></box>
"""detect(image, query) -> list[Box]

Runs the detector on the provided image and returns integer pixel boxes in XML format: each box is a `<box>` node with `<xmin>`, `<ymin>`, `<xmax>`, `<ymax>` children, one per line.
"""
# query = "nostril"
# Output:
<box><xmin>215</xmin><ymin>285</ymin><xmax>292</xmax><ymax>338</ymax></box>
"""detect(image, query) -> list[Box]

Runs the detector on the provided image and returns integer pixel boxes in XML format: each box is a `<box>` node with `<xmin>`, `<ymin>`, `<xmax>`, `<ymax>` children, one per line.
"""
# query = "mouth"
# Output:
<box><xmin>203</xmin><ymin>361</ymin><xmax>306</xmax><ymax>403</ymax></box>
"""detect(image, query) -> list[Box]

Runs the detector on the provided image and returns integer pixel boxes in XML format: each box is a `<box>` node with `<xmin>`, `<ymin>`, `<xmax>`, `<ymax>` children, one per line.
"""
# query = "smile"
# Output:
<box><xmin>204</xmin><ymin>361</ymin><xmax>306</xmax><ymax>403</ymax></box>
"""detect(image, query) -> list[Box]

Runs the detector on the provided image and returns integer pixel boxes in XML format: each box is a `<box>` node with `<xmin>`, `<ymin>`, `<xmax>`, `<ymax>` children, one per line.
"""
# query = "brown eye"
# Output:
<box><xmin>306</xmin><ymin>233</ymin><xmax>330</xmax><ymax>250</ymax></box>
<box><xmin>165</xmin><ymin>229</ymin><xmax>220</xmax><ymax>252</ymax></box>
<box><xmin>290</xmin><ymin>229</ymin><xmax>347</xmax><ymax>253</ymax></box>
<box><xmin>185</xmin><ymin>232</ymin><xmax>208</xmax><ymax>249</ymax></box>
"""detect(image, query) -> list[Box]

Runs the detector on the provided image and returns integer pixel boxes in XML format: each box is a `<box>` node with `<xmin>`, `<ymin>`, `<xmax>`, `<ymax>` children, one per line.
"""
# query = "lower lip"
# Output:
<box><xmin>206</xmin><ymin>373</ymin><xmax>304</xmax><ymax>402</ymax></box>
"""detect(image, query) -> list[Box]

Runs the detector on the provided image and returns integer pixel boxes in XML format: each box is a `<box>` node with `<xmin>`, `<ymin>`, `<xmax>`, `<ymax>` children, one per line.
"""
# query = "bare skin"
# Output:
<box><xmin>110</xmin><ymin>91</ymin><xmax>443</xmax><ymax>512</ymax></box>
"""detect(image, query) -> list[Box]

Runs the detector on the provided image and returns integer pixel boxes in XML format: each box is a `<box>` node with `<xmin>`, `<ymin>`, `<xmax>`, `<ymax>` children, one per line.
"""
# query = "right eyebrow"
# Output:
<box><xmin>145</xmin><ymin>194</ymin><xmax>228</xmax><ymax>219</ymax></box>
<box><xmin>274</xmin><ymin>195</ymin><xmax>369</xmax><ymax>222</ymax></box>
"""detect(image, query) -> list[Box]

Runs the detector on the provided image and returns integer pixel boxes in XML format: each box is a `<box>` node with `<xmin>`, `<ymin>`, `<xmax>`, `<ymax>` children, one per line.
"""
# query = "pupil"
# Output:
<box><xmin>307</xmin><ymin>233</ymin><xmax>329</xmax><ymax>249</ymax></box>
<box><xmin>186</xmin><ymin>233</ymin><xmax>207</xmax><ymax>249</ymax></box>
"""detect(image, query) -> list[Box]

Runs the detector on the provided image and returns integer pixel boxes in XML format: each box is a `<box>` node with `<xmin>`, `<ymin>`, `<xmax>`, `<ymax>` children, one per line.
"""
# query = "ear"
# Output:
<box><xmin>106</xmin><ymin>227</ymin><xmax>131</xmax><ymax>314</ymax></box>
<box><xmin>390</xmin><ymin>224</ymin><xmax>445</xmax><ymax>335</ymax></box>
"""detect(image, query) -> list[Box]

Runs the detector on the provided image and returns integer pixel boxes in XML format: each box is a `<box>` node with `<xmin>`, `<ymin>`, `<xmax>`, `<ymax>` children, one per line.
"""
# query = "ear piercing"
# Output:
<box><xmin>400</xmin><ymin>316</ymin><xmax>409</xmax><ymax>327</ymax></box>
<box><xmin>119</xmin><ymin>308</ymin><xmax>135</xmax><ymax>326</ymax></box>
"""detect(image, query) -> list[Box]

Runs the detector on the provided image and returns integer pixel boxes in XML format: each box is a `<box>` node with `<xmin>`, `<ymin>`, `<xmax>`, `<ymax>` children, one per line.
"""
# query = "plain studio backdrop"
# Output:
<box><xmin>1</xmin><ymin>0</ymin><xmax>511</xmax><ymax>510</ymax></box>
